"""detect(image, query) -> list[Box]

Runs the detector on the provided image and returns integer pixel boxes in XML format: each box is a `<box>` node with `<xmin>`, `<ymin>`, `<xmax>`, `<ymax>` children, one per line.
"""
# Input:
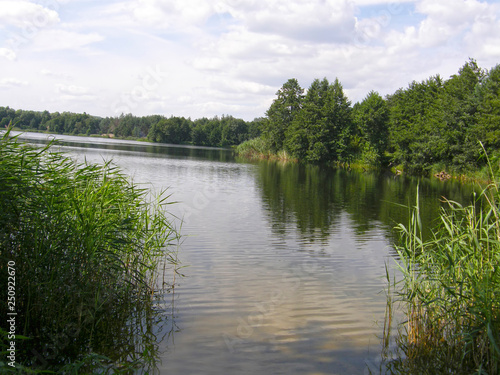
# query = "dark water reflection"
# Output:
<box><xmin>255</xmin><ymin>161</ymin><xmax>477</xmax><ymax>244</ymax></box>
<box><xmin>13</xmin><ymin>132</ymin><xmax>478</xmax><ymax>374</ymax></box>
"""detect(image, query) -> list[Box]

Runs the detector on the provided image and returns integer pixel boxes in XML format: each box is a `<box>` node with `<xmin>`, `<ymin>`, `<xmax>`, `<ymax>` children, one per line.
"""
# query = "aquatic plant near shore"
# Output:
<box><xmin>385</xmin><ymin>182</ymin><xmax>500</xmax><ymax>374</ymax></box>
<box><xmin>0</xmin><ymin>129</ymin><xmax>181</xmax><ymax>372</ymax></box>
<box><xmin>235</xmin><ymin>137</ymin><xmax>298</xmax><ymax>163</ymax></box>
<box><xmin>235</xmin><ymin>137</ymin><xmax>273</xmax><ymax>160</ymax></box>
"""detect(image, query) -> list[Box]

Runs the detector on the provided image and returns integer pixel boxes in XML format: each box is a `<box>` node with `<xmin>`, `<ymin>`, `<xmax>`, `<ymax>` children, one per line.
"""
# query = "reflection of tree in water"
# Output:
<box><xmin>255</xmin><ymin>161</ymin><xmax>478</xmax><ymax>245</ymax></box>
<box><xmin>255</xmin><ymin>162</ymin><xmax>340</xmax><ymax>243</ymax></box>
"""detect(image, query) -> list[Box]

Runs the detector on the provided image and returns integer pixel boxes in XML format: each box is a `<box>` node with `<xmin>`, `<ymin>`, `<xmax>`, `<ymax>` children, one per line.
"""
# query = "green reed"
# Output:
<box><xmin>235</xmin><ymin>137</ymin><xmax>273</xmax><ymax>159</ymax></box>
<box><xmin>0</xmin><ymin>129</ymin><xmax>181</xmax><ymax>372</ymax></box>
<box><xmin>385</xmin><ymin>180</ymin><xmax>500</xmax><ymax>374</ymax></box>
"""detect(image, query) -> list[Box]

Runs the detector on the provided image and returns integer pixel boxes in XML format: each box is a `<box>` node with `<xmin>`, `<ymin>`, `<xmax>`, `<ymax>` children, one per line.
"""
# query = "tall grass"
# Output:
<box><xmin>235</xmin><ymin>137</ymin><xmax>273</xmax><ymax>159</ymax></box>
<box><xmin>385</xmin><ymin>181</ymin><xmax>500</xmax><ymax>374</ymax></box>
<box><xmin>0</xmin><ymin>129</ymin><xmax>180</xmax><ymax>372</ymax></box>
<box><xmin>235</xmin><ymin>137</ymin><xmax>298</xmax><ymax>163</ymax></box>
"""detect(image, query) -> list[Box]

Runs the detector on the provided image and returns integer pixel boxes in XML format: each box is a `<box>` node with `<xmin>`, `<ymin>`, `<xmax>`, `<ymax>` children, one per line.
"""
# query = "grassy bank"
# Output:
<box><xmin>385</xmin><ymin>180</ymin><xmax>500</xmax><ymax>374</ymax></box>
<box><xmin>235</xmin><ymin>137</ymin><xmax>297</xmax><ymax>162</ymax></box>
<box><xmin>237</xmin><ymin>137</ymin><xmax>498</xmax><ymax>185</ymax></box>
<box><xmin>0</xmin><ymin>129</ymin><xmax>181</xmax><ymax>373</ymax></box>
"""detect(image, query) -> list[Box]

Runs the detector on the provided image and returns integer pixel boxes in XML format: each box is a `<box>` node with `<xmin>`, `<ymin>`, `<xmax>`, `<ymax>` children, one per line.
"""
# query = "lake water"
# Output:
<box><xmin>14</xmin><ymin>132</ymin><xmax>477</xmax><ymax>374</ymax></box>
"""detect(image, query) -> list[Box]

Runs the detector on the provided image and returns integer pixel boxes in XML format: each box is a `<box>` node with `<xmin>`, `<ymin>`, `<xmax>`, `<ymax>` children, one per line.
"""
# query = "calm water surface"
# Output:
<box><xmin>15</xmin><ymin>132</ymin><xmax>477</xmax><ymax>374</ymax></box>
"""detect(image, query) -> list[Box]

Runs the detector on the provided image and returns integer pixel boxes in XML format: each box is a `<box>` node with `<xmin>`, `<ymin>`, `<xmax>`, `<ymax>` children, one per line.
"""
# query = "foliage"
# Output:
<box><xmin>476</xmin><ymin>64</ymin><xmax>500</xmax><ymax>155</ymax></box>
<box><xmin>148</xmin><ymin>116</ymin><xmax>192</xmax><ymax>143</ymax></box>
<box><xmin>2</xmin><ymin>59</ymin><xmax>500</xmax><ymax>176</ymax></box>
<box><xmin>0</xmin><ymin>129</ymin><xmax>181</xmax><ymax>372</ymax></box>
<box><xmin>247</xmin><ymin>59</ymin><xmax>499</xmax><ymax>177</ymax></box>
<box><xmin>386</xmin><ymin>182</ymin><xmax>500</xmax><ymax>374</ymax></box>
<box><xmin>0</xmin><ymin>107</ymin><xmax>260</xmax><ymax>148</ymax></box>
<box><xmin>256</xmin><ymin>77</ymin><xmax>354</xmax><ymax>164</ymax></box>
<box><xmin>386</xmin><ymin>59</ymin><xmax>492</xmax><ymax>175</ymax></box>
<box><xmin>353</xmin><ymin>91</ymin><xmax>389</xmax><ymax>165</ymax></box>
<box><xmin>263</xmin><ymin>78</ymin><xmax>304</xmax><ymax>153</ymax></box>
<box><xmin>387</xmin><ymin>75</ymin><xmax>445</xmax><ymax>174</ymax></box>
<box><xmin>284</xmin><ymin>78</ymin><xmax>354</xmax><ymax>163</ymax></box>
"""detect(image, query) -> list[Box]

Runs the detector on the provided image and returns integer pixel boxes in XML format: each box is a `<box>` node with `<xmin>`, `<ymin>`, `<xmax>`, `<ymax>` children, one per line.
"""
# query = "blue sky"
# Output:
<box><xmin>1</xmin><ymin>0</ymin><xmax>499</xmax><ymax>120</ymax></box>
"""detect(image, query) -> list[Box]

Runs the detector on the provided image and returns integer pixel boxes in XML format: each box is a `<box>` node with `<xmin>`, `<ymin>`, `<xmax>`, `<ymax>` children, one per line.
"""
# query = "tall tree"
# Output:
<box><xmin>438</xmin><ymin>59</ymin><xmax>485</xmax><ymax>170</ymax></box>
<box><xmin>285</xmin><ymin>78</ymin><xmax>353</xmax><ymax>163</ymax></box>
<box><xmin>353</xmin><ymin>91</ymin><xmax>389</xmax><ymax>164</ymax></box>
<box><xmin>475</xmin><ymin>64</ymin><xmax>500</xmax><ymax>157</ymax></box>
<box><xmin>325</xmin><ymin>78</ymin><xmax>354</xmax><ymax>163</ymax></box>
<box><xmin>387</xmin><ymin>76</ymin><xmax>443</xmax><ymax>173</ymax></box>
<box><xmin>285</xmin><ymin>78</ymin><xmax>329</xmax><ymax>160</ymax></box>
<box><xmin>264</xmin><ymin>78</ymin><xmax>304</xmax><ymax>152</ymax></box>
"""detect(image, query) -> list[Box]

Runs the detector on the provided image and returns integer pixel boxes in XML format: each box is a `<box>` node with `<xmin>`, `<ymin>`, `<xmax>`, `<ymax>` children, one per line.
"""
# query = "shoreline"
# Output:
<box><xmin>235</xmin><ymin>148</ymin><xmax>495</xmax><ymax>186</ymax></box>
<box><xmin>7</xmin><ymin>127</ymin><xmax>496</xmax><ymax>186</ymax></box>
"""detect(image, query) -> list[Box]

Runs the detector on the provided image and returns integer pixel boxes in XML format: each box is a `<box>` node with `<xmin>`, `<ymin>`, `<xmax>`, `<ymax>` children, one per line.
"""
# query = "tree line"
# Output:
<box><xmin>0</xmin><ymin>107</ymin><xmax>263</xmax><ymax>148</ymax></box>
<box><xmin>246</xmin><ymin>59</ymin><xmax>499</xmax><ymax>176</ymax></box>
<box><xmin>2</xmin><ymin>58</ymin><xmax>499</xmax><ymax>175</ymax></box>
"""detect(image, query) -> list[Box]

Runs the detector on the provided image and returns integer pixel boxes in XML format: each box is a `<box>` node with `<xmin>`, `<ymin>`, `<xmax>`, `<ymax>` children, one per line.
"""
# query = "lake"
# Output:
<box><xmin>14</xmin><ymin>132</ymin><xmax>477</xmax><ymax>374</ymax></box>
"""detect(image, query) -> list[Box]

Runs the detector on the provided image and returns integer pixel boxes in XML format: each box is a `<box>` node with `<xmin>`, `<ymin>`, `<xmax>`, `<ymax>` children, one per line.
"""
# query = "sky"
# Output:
<box><xmin>0</xmin><ymin>0</ymin><xmax>499</xmax><ymax>121</ymax></box>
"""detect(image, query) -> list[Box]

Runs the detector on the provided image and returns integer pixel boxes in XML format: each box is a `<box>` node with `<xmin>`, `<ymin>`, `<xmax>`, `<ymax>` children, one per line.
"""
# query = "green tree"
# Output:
<box><xmin>387</xmin><ymin>76</ymin><xmax>444</xmax><ymax>173</ymax></box>
<box><xmin>47</xmin><ymin>112</ymin><xmax>64</xmax><ymax>133</ymax></box>
<box><xmin>285</xmin><ymin>78</ymin><xmax>353</xmax><ymax>163</ymax></box>
<box><xmin>147</xmin><ymin>117</ymin><xmax>193</xmax><ymax>144</ymax></box>
<box><xmin>353</xmin><ymin>91</ymin><xmax>389</xmax><ymax>165</ymax></box>
<box><xmin>475</xmin><ymin>64</ymin><xmax>500</xmax><ymax>157</ymax></box>
<box><xmin>248</xmin><ymin>117</ymin><xmax>264</xmax><ymax>139</ymax></box>
<box><xmin>264</xmin><ymin>78</ymin><xmax>304</xmax><ymax>152</ymax></box>
<box><xmin>220</xmin><ymin>115</ymin><xmax>248</xmax><ymax>146</ymax></box>
<box><xmin>326</xmin><ymin>78</ymin><xmax>354</xmax><ymax>163</ymax></box>
<box><xmin>114</xmin><ymin>114</ymin><xmax>136</xmax><ymax>137</ymax></box>
<box><xmin>286</xmin><ymin>78</ymin><xmax>330</xmax><ymax>161</ymax></box>
<box><xmin>208</xmin><ymin>118</ymin><xmax>222</xmax><ymax>146</ymax></box>
<box><xmin>438</xmin><ymin>59</ymin><xmax>484</xmax><ymax>170</ymax></box>
<box><xmin>192</xmin><ymin>118</ymin><xmax>210</xmax><ymax>146</ymax></box>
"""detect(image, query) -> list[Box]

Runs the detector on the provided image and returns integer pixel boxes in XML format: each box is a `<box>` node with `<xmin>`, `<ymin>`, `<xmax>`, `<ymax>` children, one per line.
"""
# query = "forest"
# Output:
<box><xmin>0</xmin><ymin>107</ymin><xmax>263</xmax><ymax>148</ymax></box>
<box><xmin>2</xmin><ymin>59</ymin><xmax>499</xmax><ymax>177</ymax></box>
<box><xmin>239</xmin><ymin>59</ymin><xmax>500</xmax><ymax>177</ymax></box>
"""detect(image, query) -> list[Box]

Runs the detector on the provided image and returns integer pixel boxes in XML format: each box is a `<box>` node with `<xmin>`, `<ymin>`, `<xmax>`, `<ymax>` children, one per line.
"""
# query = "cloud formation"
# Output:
<box><xmin>0</xmin><ymin>0</ymin><xmax>499</xmax><ymax>120</ymax></box>
<box><xmin>0</xmin><ymin>1</ymin><xmax>59</xmax><ymax>28</ymax></box>
<box><xmin>0</xmin><ymin>78</ymin><xmax>29</xmax><ymax>88</ymax></box>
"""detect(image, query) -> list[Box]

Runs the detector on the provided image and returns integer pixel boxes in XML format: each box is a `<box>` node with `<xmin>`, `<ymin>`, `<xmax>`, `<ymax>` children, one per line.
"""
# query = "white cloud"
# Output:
<box><xmin>0</xmin><ymin>0</ymin><xmax>59</xmax><ymax>28</ymax></box>
<box><xmin>53</xmin><ymin>83</ymin><xmax>98</xmax><ymax>105</ymax></box>
<box><xmin>464</xmin><ymin>12</ymin><xmax>500</xmax><ymax>61</ymax></box>
<box><xmin>0</xmin><ymin>78</ymin><xmax>29</xmax><ymax>88</ymax></box>
<box><xmin>414</xmin><ymin>0</ymin><xmax>492</xmax><ymax>47</ymax></box>
<box><xmin>223</xmin><ymin>0</ymin><xmax>357</xmax><ymax>43</ymax></box>
<box><xmin>0</xmin><ymin>0</ymin><xmax>499</xmax><ymax>119</ymax></box>
<box><xmin>0</xmin><ymin>48</ymin><xmax>16</xmax><ymax>60</ymax></box>
<box><xmin>56</xmin><ymin>84</ymin><xmax>90</xmax><ymax>96</ymax></box>
<box><xmin>41</xmin><ymin>69</ymin><xmax>72</xmax><ymax>79</ymax></box>
<box><xmin>108</xmin><ymin>0</ymin><xmax>218</xmax><ymax>32</ymax></box>
<box><xmin>416</xmin><ymin>0</ymin><xmax>489</xmax><ymax>26</ymax></box>
<box><xmin>380</xmin><ymin>0</ymin><xmax>498</xmax><ymax>53</ymax></box>
<box><xmin>32</xmin><ymin>29</ymin><xmax>104</xmax><ymax>51</ymax></box>
<box><xmin>351</xmin><ymin>0</ymin><xmax>414</xmax><ymax>5</ymax></box>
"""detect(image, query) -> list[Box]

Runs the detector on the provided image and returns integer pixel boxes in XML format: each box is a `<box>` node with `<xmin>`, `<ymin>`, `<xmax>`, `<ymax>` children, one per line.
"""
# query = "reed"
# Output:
<box><xmin>235</xmin><ymin>137</ymin><xmax>273</xmax><ymax>159</ymax></box>
<box><xmin>0</xmin><ymin>129</ymin><xmax>180</xmax><ymax>372</ymax></box>
<box><xmin>387</xmin><ymin>180</ymin><xmax>500</xmax><ymax>374</ymax></box>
